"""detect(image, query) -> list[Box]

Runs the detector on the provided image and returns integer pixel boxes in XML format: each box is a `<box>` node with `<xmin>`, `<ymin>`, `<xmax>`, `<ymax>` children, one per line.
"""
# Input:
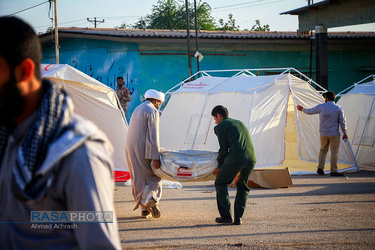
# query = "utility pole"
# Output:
<box><xmin>194</xmin><ymin>0</ymin><xmax>200</xmax><ymax>74</ymax></box>
<box><xmin>315</xmin><ymin>25</ymin><xmax>328</xmax><ymax>90</ymax></box>
<box><xmin>87</xmin><ymin>17</ymin><xmax>104</xmax><ymax>28</ymax></box>
<box><xmin>53</xmin><ymin>0</ymin><xmax>59</xmax><ymax>64</ymax></box>
<box><xmin>185</xmin><ymin>0</ymin><xmax>192</xmax><ymax>77</ymax></box>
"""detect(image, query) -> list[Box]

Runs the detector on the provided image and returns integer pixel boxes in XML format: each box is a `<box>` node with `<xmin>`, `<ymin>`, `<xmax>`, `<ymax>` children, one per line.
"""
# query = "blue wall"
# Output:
<box><xmin>42</xmin><ymin>38</ymin><xmax>375</xmax><ymax>120</ymax></box>
<box><xmin>43</xmin><ymin>39</ymin><xmax>140</xmax><ymax>121</ymax></box>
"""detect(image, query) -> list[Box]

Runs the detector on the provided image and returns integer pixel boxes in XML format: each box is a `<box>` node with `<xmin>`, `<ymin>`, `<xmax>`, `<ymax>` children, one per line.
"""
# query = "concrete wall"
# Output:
<box><xmin>43</xmin><ymin>39</ymin><xmax>140</xmax><ymax>120</ymax></box>
<box><xmin>42</xmin><ymin>37</ymin><xmax>375</xmax><ymax>119</ymax></box>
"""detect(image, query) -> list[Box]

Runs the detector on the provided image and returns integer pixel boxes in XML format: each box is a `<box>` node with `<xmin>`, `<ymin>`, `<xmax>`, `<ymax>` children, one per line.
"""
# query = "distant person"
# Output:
<box><xmin>297</xmin><ymin>91</ymin><xmax>348</xmax><ymax>176</ymax></box>
<box><xmin>0</xmin><ymin>17</ymin><xmax>121</xmax><ymax>249</ymax></box>
<box><xmin>211</xmin><ymin>105</ymin><xmax>256</xmax><ymax>225</ymax></box>
<box><xmin>125</xmin><ymin>89</ymin><xmax>164</xmax><ymax>219</ymax></box>
<box><xmin>116</xmin><ymin>76</ymin><xmax>131</xmax><ymax>117</ymax></box>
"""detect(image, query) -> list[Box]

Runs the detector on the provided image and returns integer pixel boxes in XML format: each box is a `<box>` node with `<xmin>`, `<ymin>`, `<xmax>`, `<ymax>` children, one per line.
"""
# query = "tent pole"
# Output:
<box><xmin>53</xmin><ymin>0</ymin><xmax>59</xmax><ymax>64</ymax></box>
<box><xmin>346</xmin><ymin>140</ymin><xmax>360</xmax><ymax>172</ymax></box>
<box><xmin>185</xmin><ymin>0</ymin><xmax>192</xmax><ymax>77</ymax></box>
<box><xmin>337</xmin><ymin>74</ymin><xmax>375</xmax><ymax>96</ymax></box>
<box><xmin>165</xmin><ymin>71</ymin><xmax>203</xmax><ymax>94</ymax></box>
<box><xmin>291</xmin><ymin>68</ymin><xmax>327</xmax><ymax>92</ymax></box>
<box><xmin>242</xmin><ymin>70</ymin><xmax>256</xmax><ymax>76</ymax></box>
<box><xmin>194</xmin><ymin>0</ymin><xmax>200</xmax><ymax>76</ymax></box>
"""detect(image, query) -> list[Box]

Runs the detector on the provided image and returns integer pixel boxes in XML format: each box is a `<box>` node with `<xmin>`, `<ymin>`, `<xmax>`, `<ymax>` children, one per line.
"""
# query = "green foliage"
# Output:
<box><xmin>217</xmin><ymin>14</ymin><xmax>240</xmax><ymax>31</ymax></box>
<box><xmin>134</xmin><ymin>18</ymin><xmax>147</xmax><ymax>29</ymax></box>
<box><xmin>119</xmin><ymin>22</ymin><xmax>130</xmax><ymax>29</ymax></box>
<box><xmin>191</xmin><ymin>1</ymin><xmax>216</xmax><ymax>30</ymax></box>
<box><xmin>129</xmin><ymin>1</ymin><xmax>270</xmax><ymax>32</ymax></box>
<box><xmin>132</xmin><ymin>0</ymin><xmax>216</xmax><ymax>30</ymax></box>
<box><xmin>149</xmin><ymin>0</ymin><xmax>182</xmax><ymax>29</ymax></box>
<box><xmin>250</xmin><ymin>19</ymin><xmax>270</xmax><ymax>32</ymax></box>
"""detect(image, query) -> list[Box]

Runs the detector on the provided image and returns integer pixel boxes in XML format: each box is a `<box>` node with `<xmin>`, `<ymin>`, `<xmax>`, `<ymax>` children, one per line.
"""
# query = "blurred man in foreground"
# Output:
<box><xmin>0</xmin><ymin>17</ymin><xmax>120</xmax><ymax>249</ymax></box>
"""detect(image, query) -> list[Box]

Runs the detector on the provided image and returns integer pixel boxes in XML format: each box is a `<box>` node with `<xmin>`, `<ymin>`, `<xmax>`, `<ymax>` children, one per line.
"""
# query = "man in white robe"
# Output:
<box><xmin>125</xmin><ymin>89</ymin><xmax>165</xmax><ymax>218</ymax></box>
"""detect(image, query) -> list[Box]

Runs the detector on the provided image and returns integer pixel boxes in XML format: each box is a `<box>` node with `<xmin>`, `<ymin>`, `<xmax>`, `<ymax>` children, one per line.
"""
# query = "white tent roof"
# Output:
<box><xmin>344</xmin><ymin>79</ymin><xmax>375</xmax><ymax>96</ymax></box>
<box><xmin>160</xmin><ymin>68</ymin><xmax>356</xmax><ymax>174</ymax></box>
<box><xmin>337</xmin><ymin>75</ymin><xmax>375</xmax><ymax>171</ymax></box>
<box><xmin>41</xmin><ymin>64</ymin><xmax>128</xmax><ymax>172</ymax></box>
<box><xmin>176</xmin><ymin>74</ymin><xmax>279</xmax><ymax>93</ymax></box>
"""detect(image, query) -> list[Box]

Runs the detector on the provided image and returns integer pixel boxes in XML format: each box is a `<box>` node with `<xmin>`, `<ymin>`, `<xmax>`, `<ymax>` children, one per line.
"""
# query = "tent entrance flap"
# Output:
<box><xmin>278</xmin><ymin>94</ymin><xmax>352</xmax><ymax>174</ymax></box>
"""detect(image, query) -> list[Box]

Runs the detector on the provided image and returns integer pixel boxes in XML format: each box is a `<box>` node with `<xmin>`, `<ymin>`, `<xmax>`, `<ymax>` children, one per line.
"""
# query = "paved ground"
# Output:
<box><xmin>114</xmin><ymin>171</ymin><xmax>375</xmax><ymax>249</ymax></box>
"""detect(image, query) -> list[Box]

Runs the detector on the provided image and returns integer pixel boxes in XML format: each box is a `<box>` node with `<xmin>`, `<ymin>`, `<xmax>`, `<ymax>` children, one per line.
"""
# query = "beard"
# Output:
<box><xmin>0</xmin><ymin>71</ymin><xmax>24</xmax><ymax>128</ymax></box>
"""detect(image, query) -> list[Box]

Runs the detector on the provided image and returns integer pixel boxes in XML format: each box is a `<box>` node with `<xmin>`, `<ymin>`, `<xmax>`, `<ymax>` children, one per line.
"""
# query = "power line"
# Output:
<box><xmin>212</xmin><ymin>0</ymin><xmax>265</xmax><ymax>10</ymax></box>
<box><xmin>36</xmin><ymin>20</ymin><xmax>88</xmax><ymax>29</ymax></box>
<box><xmin>4</xmin><ymin>0</ymin><xmax>49</xmax><ymax>17</ymax></box>
<box><xmin>97</xmin><ymin>16</ymin><xmax>143</xmax><ymax>19</ymax></box>
<box><xmin>212</xmin><ymin>0</ymin><xmax>288</xmax><ymax>13</ymax></box>
<box><xmin>59</xmin><ymin>19</ymin><xmax>86</xmax><ymax>25</ymax></box>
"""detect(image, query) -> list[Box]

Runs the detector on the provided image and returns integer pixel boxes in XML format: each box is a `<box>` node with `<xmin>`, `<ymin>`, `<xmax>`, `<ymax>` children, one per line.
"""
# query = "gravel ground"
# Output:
<box><xmin>114</xmin><ymin>171</ymin><xmax>375</xmax><ymax>249</ymax></box>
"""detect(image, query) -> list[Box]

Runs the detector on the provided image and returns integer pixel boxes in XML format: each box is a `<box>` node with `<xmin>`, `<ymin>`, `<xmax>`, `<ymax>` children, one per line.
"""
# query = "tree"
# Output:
<box><xmin>217</xmin><ymin>14</ymin><xmax>240</xmax><ymax>31</ymax></box>
<box><xmin>250</xmin><ymin>19</ymin><xmax>270</xmax><ymax>32</ymax></box>
<box><xmin>118</xmin><ymin>22</ymin><xmax>130</xmax><ymax>29</ymax></box>
<box><xmin>132</xmin><ymin>0</ymin><xmax>216</xmax><ymax>30</ymax></box>
<box><xmin>188</xmin><ymin>1</ymin><xmax>216</xmax><ymax>30</ymax></box>
<box><xmin>133</xmin><ymin>0</ymin><xmax>181</xmax><ymax>29</ymax></box>
<box><xmin>134</xmin><ymin>18</ymin><xmax>147</xmax><ymax>29</ymax></box>
<box><xmin>149</xmin><ymin>0</ymin><xmax>182</xmax><ymax>29</ymax></box>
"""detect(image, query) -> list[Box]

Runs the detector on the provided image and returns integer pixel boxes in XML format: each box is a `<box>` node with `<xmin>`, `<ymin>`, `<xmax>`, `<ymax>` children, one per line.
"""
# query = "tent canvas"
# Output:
<box><xmin>41</xmin><ymin>64</ymin><xmax>129</xmax><ymax>178</ymax></box>
<box><xmin>160</xmin><ymin>68</ymin><xmax>356</xmax><ymax>174</ymax></box>
<box><xmin>337</xmin><ymin>75</ymin><xmax>375</xmax><ymax>171</ymax></box>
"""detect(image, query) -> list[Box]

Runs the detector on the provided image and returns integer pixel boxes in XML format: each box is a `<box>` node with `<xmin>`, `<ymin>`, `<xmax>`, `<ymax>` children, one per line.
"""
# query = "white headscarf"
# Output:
<box><xmin>145</xmin><ymin>89</ymin><xmax>165</xmax><ymax>102</ymax></box>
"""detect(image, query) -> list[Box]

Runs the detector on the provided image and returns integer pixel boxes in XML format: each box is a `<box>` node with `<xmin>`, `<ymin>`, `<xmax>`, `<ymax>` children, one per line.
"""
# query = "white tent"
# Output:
<box><xmin>337</xmin><ymin>75</ymin><xmax>375</xmax><ymax>171</ymax></box>
<box><xmin>41</xmin><ymin>64</ymin><xmax>128</xmax><ymax>173</ymax></box>
<box><xmin>160</xmin><ymin>68</ymin><xmax>355</xmax><ymax>174</ymax></box>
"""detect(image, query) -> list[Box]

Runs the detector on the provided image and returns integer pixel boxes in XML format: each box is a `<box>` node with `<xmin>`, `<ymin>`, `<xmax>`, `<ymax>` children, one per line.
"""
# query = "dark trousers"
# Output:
<box><xmin>215</xmin><ymin>161</ymin><xmax>256</xmax><ymax>219</ymax></box>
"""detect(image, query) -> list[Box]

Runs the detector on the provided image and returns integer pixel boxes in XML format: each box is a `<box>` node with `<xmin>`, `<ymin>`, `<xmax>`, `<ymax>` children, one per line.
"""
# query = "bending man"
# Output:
<box><xmin>125</xmin><ymin>89</ymin><xmax>164</xmax><ymax>218</ymax></box>
<box><xmin>211</xmin><ymin>105</ymin><xmax>256</xmax><ymax>225</ymax></box>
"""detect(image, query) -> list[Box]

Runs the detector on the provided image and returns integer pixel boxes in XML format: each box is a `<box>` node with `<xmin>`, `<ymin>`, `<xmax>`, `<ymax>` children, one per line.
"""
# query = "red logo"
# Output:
<box><xmin>44</xmin><ymin>64</ymin><xmax>51</xmax><ymax>71</ymax></box>
<box><xmin>177</xmin><ymin>167</ymin><xmax>192</xmax><ymax>177</ymax></box>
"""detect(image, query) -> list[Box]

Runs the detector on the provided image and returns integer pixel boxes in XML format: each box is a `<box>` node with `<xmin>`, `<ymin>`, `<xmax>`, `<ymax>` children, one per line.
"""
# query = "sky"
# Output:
<box><xmin>1</xmin><ymin>0</ymin><xmax>374</xmax><ymax>34</ymax></box>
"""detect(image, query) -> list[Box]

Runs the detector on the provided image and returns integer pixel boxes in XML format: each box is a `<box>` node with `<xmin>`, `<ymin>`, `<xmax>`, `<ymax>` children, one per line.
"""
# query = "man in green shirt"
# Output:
<box><xmin>211</xmin><ymin>105</ymin><xmax>256</xmax><ymax>225</ymax></box>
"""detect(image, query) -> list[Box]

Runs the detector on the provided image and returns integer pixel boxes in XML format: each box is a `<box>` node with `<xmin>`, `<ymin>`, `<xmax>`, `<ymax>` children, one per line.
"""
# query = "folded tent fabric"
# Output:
<box><xmin>152</xmin><ymin>150</ymin><xmax>218</xmax><ymax>182</ymax></box>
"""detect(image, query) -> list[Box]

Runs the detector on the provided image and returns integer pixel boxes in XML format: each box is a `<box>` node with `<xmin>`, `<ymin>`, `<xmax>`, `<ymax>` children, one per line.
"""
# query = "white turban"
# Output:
<box><xmin>145</xmin><ymin>89</ymin><xmax>165</xmax><ymax>102</ymax></box>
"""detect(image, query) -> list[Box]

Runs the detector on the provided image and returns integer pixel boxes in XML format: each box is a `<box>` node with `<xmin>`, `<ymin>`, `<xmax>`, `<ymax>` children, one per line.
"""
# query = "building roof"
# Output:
<box><xmin>39</xmin><ymin>27</ymin><xmax>375</xmax><ymax>42</ymax></box>
<box><xmin>280</xmin><ymin>0</ymin><xmax>333</xmax><ymax>15</ymax></box>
